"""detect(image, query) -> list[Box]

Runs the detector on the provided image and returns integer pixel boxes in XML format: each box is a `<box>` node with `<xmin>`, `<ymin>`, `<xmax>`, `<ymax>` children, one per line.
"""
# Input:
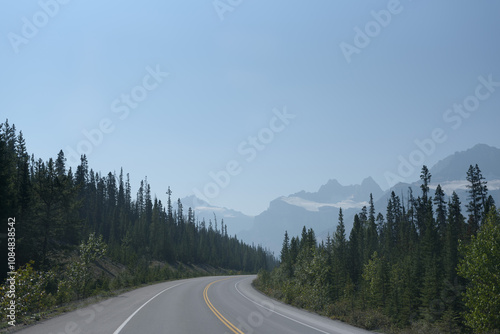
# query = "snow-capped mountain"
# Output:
<box><xmin>179</xmin><ymin>195</ymin><xmax>254</xmax><ymax>237</ymax></box>
<box><xmin>238</xmin><ymin>177</ymin><xmax>384</xmax><ymax>255</ymax></box>
<box><xmin>184</xmin><ymin>144</ymin><xmax>500</xmax><ymax>255</ymax></box>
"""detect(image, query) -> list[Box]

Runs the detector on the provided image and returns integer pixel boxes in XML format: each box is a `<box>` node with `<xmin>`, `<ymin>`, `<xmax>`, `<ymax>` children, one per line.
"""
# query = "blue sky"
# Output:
<box><xmin>2</xmin><ymin>0</ymin><xmax>500</xmax><ymax>216</ymax></box>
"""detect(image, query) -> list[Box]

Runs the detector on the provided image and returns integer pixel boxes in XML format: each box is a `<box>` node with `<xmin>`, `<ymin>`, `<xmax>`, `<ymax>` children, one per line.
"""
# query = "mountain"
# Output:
<box><xmin>430</xmin><ymin>144</ymin><xmax>500</xmax><ymax>182</ymax></box>
<box><xmin>343</xmin><ymin>144</ymin><xmax>500</xmax><ymax>238</ymax></box>
<box><xmin>428</xmin><ymin>143</ymin><xmax>500</xmax><ymax>210</ymax></box>
<box><xmin>292</xmin><ymin>176</ymin><xmax>383</xmax><ymax>204</ymax></box>
<box><xmin>239</xmin><ymin>177</ymin><xmax>384</xmax><ymax>255</ymax></box>
<box><xmin>336</xmin><ymin>144</ymin><xmax>500</xmax><ymax>246</ymax></box>
<box><xmin>186</xmin><ymin>144</ymin><xmax>500</xmax><ymax>255</ymax></box>
<box><xmin>180</xmin><ymin>195</ymin><xmax>254</xmax><ymax>237</ymax></box>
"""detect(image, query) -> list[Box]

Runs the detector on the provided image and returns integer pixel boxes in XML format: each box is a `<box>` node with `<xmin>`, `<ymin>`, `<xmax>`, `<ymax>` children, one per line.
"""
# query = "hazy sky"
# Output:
<box><xmin>2</xmin><ymin>1</ymin><xmax>500</xmax><ymax>216</ymax></box>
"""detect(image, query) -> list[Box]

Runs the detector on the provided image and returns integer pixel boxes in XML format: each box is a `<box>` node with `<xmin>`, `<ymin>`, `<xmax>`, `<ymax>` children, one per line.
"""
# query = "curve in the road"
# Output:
<box><xmin>203</xmin><ymin>278</ymin><xmax>244</xmax><ymax>334</ymax></box>
<box><xmin>14</xmin><ymin>275</ymin><xmax>374</xmax><ymax>333</ymax></box>
<box><xmin>234</xmin><ymin>279</ymin><xmax>330</xmax><ymax>334</ymax></box>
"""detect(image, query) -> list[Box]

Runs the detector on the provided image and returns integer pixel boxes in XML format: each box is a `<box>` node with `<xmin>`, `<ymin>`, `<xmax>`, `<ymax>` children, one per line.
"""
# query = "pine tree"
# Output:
<box><xmin>57</xmin><ymin>151</ymin><xmax>80</xmax><ymax>246</ymax></box>
<box><xmin>75</xmin><ymin>155</ymin><xmax>89</xmax><ymax>189</ymax></box>
<box><xmin>0</xmin><ymin>121</ymin><xmax>278</xmax><ymax>283</ymax></box>
<box><xmin>32</xmin><ymin>158</ymin><xmax>65</xmax><ymax>267</ymax></box>
<box><xmin>362</xmin><ymin>251</ymin><xmax>386</xmax><ymax>309</ymax></box>
<box><xmin>289</xmin><ymin>236</ymin><xmax>299</xmax><ymax>265</ymax></box>
<box><xmin>332</xmin><ymin>208</ymin><xmax>348</xmax><ymax>300</ymax></box>
<box><xmin>365</xmin><ymin>193</ymin><xmax>378</xmax><ymax>262</ymax></box>
<box><xmin>466</xmin><ymin>164</ymin><xmax>488</xmax><ymax>235</ymax></box>
<box><xmin>416</xmin><ymin>165</ymin><xmax>432</xmax><ymax>237</ymax></box>
<box><xmin>334</xmin><ymin>208</ymin><xmax>347</xmax><ymax>259</ymax></box>
<box><xmin>0</xmin><ymin>120</ymin><xmax>19</xmax><ymax>227</ymax></box>
<box><xmin>441</xmin><ymin>192</ymin><xmax>465</xmax><ymax>323</ymax></box>
<box><xmin>0</xmin><ymin>124</ymin><xmax>10</xmax><ymax>230</ymax></box>
<box><xmin>166</xmin><ymin>186</ymin><xmax>173</xmax><ymax>225</ymax></box>
<box><xmin>106</xmin><ymin>172</ymin><xmax>118</xmax><ymax>242</ymax></box>
<box><xmin>434</xmin><ymin>184</ymin><xmax>446</xmax><ymax>241</ymax></box>
<box><xmin>348</xmin><ymin>214</ymin><xmax>362</xmax><ymax>285</ymax></box>
<box><xmin>55</xmin><ymin>150</ymin><xmax>66</xmax><ymax>178</ymax></box>
<box><xmin>485</xmin><ymin>195</ymin><xmax>496</xmax><ymax>217</ymax></box>
<box><xmin>177</xmin><ymin>198</ymin><xmax>184</xmax><ymax>224</ymax></box>
<box><xmin>390</xmin><ymin>192</ymin><xmax>404</xmax><ymax>256</ymax></box>
<box><xmin>16</xmin><ymin>131</ymin><xmax>31</xmax><ymax>222</ymax></box>
<box><xmin>280</xmin><ymin>231</ymin><xmax>290</xmax><ymax>264</ymax></box>
<box><xmin>417</xmin><ymin>166</ymin><xmax>441</xmax><ymax>319</ymax></box>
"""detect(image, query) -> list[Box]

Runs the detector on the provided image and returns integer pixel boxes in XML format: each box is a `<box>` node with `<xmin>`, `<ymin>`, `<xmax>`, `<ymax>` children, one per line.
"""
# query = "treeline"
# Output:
<box><xmin>256</xmin><ymin>165</ymin><xmax>499</xmax><ymax>333</ymax></box>
<box><xmin>0</xmin><ymin>119</ymin><xmax>274</xmax><ymax>278</ymax></box>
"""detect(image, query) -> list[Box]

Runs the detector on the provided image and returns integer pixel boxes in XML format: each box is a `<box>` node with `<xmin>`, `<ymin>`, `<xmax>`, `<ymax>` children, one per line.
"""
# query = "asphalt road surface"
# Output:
<box><xmin>16</xmin><ymin>275</ymin><xmax>374</xmax><ymax>334</ymax></box>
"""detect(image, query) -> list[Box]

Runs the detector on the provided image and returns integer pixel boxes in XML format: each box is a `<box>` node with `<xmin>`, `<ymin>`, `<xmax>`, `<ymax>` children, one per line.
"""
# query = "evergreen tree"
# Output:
<box><xmin>280</xmin><ymin>231</ymin><xmax>290</xmax><ymax>264</ymax></box>
<box><xmin>32</xmin><ymin>158</ymin><xmax>65</xmax><ymax>266</ymax></box>
<box><xmin>0</xmin><ymin>121</ymin><xmax>276</xmax><ymax>281</ymax></box>
<box><xmin>416</xmin><ymin>165</ymin><xmax>432</xmax><ymax>236</ymax></box>
<box><xmin>443</xmin><ymin>192</ymin><xmax>464</xmax><ymax>283</ymax></box>
<box><xmin>289</xmin><ymin>236</ymin><xmax>299</xmax><ymax>265</ymax></box>
<box><xmin>258</xmin><ymin>164</ymin><xmax>497</xmax><ymax>332</ymax></box>
<box><xmin>434</xmin><ymin>184</ymin><xmax>447</xmax><ymax>241</ymax></box>
<box><xmin>458</xmin><ymin>207</ymin><xmax>500</xmax><ymax>332</ymax></box>
<box><xmin>332</xmin><ymin>208</ymin><xmax>348</xmax><ymax>300</ymax></box>
<box><xmin>16</xmin><ymin>131</ymin><xmax>31</xmax><ymax>224</ymax></box>
<box><xmin>166</xmin><ymin>186</ymin><xmax>173</xmax><ymax>225</ymax></box>
<box><xmin>348</xmin><ymin>214</ymin><xmax>362</xmax><ymax>285</ymax></box>
<box><xmin>417</xmin><ymin>167</ymin><xmax>441</xmax><ymax>319</ymax></box>
<box><xmin>362</xmin><ymin>251</ymin><xmax>386</xmax><ymax>309</ymax></box>
<box><xmin>466</xmin><ymin>164</ymin><xmax>488</xmax><ymax>235</ymax></box>
<box><xmin>485</xmin><ymin>195</ymin><xmax>496</xmax><ymax>218</ymax></box>
<box><xmin>365</xmin><ymin>193</ymin><xmax>378</xmax><ymax>263</ymax></box>
<box><xmin>55</xmin><ymin>150</ymin><xmax>66</xmax><ymax>178</ymax></box>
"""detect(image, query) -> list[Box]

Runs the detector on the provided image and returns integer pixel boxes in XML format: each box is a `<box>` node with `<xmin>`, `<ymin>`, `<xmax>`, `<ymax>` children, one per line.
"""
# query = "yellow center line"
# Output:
<box><xmin>203</xmin><ymin>278</ymin><xmax>244</xmax><ymax>334</ymax></box>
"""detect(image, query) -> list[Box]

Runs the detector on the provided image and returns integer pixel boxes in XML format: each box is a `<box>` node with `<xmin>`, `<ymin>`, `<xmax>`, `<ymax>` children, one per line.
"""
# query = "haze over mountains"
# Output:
<box><xmin>181</xmin><ymin>144</ymin><xmax>500</xmax><ymax>254</ymax></box>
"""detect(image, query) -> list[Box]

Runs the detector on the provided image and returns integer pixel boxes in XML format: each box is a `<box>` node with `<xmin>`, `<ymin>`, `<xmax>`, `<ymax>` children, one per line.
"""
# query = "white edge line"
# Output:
<box><xmin>234</xmin><ymin>278</ymin><xmax>331</xmax><ymax>334</ymax></box>
<box><xmin>113</xmin><ymin>281</ymin><xmax>186</xmax><ymax>334</ymax></box>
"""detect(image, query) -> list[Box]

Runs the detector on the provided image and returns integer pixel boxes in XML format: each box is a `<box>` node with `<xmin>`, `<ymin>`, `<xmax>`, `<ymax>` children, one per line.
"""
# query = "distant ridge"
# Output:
<box><xmin>189</xmin><ymin>143</ymin><xmax>500</xmax><ymax>254</ymax></box>
<box><xmin>430</xmin><ymin>144</ymin><xmax>500</xmax><ymax>182</ymax></box>
<box><xmin>179</xmin><ymin>195</ymin><xmax>254</xmax><ymax>237</ymax></box>
<box><xmin>291</xmin><ymin>177</ymin><xmax>383</xmax><ymax>204</ymax></box>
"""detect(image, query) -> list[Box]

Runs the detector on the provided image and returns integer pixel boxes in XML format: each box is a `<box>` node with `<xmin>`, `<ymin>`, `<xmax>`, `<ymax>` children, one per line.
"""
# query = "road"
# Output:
<box><xmin>16</xmin><ymin>275</ymin><xmax>374</xmax><ymax>334</ymax></box>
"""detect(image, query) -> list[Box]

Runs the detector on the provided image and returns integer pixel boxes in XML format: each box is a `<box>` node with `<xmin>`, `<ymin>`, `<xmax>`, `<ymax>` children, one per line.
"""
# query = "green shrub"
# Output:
<box><xmin>0</xmin><ymin>262</ymin><xmax>55</xmax><ymax>321</ymax></box>
<box><xmin>56</xmin><ymin>233</ymin><xmax>108</xmax><ymax>302</ymax></box>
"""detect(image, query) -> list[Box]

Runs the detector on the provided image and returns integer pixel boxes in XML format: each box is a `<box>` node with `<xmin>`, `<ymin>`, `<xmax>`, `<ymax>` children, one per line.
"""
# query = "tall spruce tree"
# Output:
<box><xmin>443</xmin><ymin>191</ymin><xmax>465</xmax><ymax>319</ymax></box>
<box><xmin>332</xmin><ymin>208</ymin><xmax>348</xmax><ymax>300</ymax></box>
<box><xmin>466</xmin><ymin>164</ymin><xmax>488</xmax><ymax>235</ymax></box>
<box><xmin>417</xmin><ymin>166</ymin><xmax>441</xmax><ymax>319</ymax></box>
<box><xmin>348</xmin><ymin>214</ymin><xmax>362</xmax><ymax>285</ymax></box>
<box><xmin>434</xmin><ymin>184</ymin><xmax>447</xmax><ymax>241</ymax></box>
<box><xmin>366</xmin><ymin>193</ymin><xmax>378</xmax><ymax>262</ymax></box>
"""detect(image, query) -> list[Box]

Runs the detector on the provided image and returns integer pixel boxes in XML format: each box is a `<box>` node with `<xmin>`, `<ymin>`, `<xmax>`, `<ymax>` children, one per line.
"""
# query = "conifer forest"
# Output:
<box><xmin>1</xmin><ymin>119</ymin><xmax>499</xmax><ymax>333</ymax></box>
<box><xmin>256</xmin><ymin>166</ymin><xmax>499</xmax><ymax>333</ymax></box>
<box><xmin>0</xmin><ymin>120</ymin><xmax>274</xmax><ymax>322</ymax></box>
